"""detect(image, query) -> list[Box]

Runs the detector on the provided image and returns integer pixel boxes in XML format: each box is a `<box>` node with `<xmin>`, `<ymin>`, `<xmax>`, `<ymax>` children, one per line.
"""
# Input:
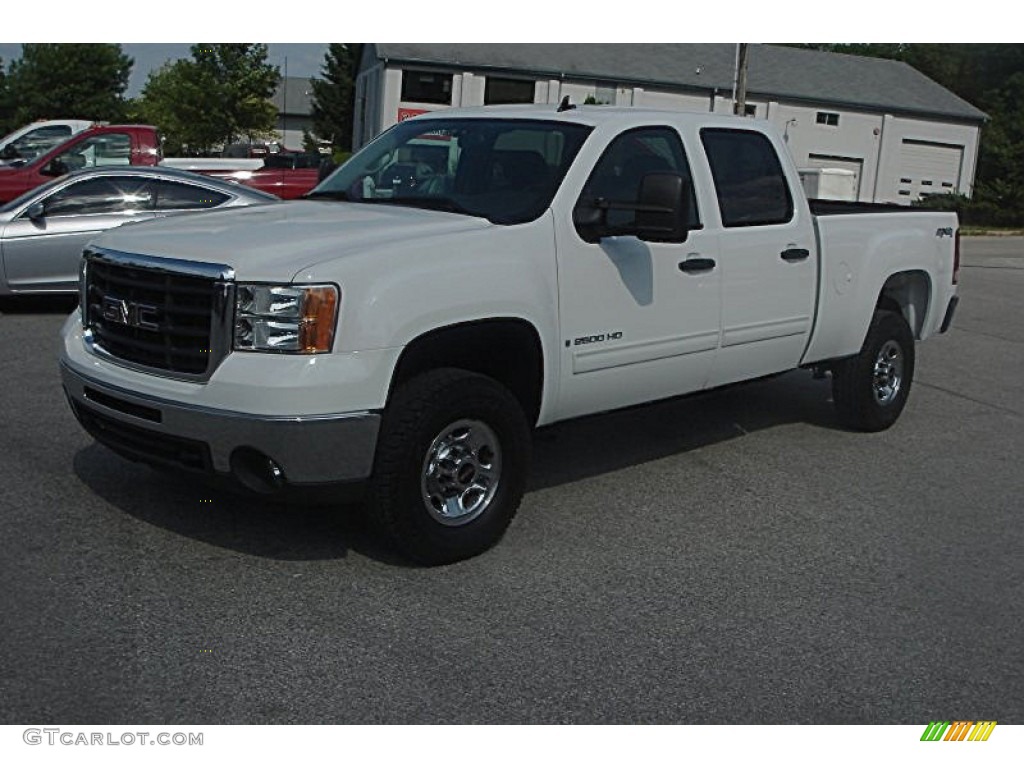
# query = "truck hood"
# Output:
<box><xmin>91</xmin><ymin>200</ymin><xmax>495</xmax><ymax>281</ymax></box>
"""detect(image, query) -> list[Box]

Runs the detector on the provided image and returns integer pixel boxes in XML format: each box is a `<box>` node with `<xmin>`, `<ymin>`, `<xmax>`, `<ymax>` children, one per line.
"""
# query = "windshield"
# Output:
<box><xmin>309</xmin><ymin>118</ymin><xmax>592</xmax><ymax>225</ymax></box>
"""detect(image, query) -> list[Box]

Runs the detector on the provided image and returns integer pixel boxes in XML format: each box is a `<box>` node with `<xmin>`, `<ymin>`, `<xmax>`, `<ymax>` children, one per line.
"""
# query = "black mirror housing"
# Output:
<box><xmin>573</xmin><ymin>171</ymin><xmax>691</xmax><ymax>244</ymax></box>
<box><xmin>26</xmin><ymin>202</ymin><xmax>45</xmax><ymax>221</ymax></box>
<box><xmin>40</xmin><ymin>159</ymin><xmax>67</xmax><ymax>177</ymax></box>
<box><xmin>635</xmin><ymin>172</ymin><xmax>689</xmax><ymax>242</ymax></box>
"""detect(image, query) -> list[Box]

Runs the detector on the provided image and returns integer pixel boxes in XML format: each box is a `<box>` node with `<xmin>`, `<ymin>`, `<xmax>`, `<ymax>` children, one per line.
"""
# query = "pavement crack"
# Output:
<box><xmin>961</xmin><ymin>264</ymin><xmax>1024</xmax><ymax>270</ymax></box>
<box><xmin>950</xmin><ymin>326</ymin><xmax>1024</xmax><ymax>345</ymax></box>
<box><xmin>915</xmin><ymin>379</ymin><xmax>1024</xmax><ymax>419</ymax></box>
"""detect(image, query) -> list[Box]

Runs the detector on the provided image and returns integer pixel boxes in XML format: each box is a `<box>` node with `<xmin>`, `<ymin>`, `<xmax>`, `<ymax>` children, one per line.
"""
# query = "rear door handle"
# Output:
<box><xmin>781</xmin><ymin>247</ymin><xmax>810</xmax><ymax>262</ymax></box>
<box><xmin>678</xmin><ymin>257</ymin><xmax>716</xmax><ymax>274</ymax></box>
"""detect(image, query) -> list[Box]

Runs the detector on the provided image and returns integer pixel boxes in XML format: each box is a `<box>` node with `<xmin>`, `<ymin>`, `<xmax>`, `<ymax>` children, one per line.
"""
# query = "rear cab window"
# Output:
<box><xmin>700</xmin><ymin>128</ymin><xmax>793</xmax><ymax>227</ymax></box>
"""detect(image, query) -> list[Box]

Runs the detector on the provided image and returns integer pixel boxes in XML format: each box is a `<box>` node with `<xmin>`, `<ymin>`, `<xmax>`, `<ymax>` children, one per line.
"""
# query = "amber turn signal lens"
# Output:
<box><xmin>299</xmin><ymin>286</ymin><xmax>339</xmax><ymax>353</ymax></box>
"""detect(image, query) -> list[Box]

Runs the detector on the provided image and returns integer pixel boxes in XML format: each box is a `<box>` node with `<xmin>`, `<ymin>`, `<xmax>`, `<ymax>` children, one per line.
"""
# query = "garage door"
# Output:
<box><xmin>806</xmin><ymin>153</ymin><xmax>863</xmax><ymax>200</ymax></box>
<box><xmin>898</xmin><ymin>140</ymin><xmax>963</xmax><ymax>201</ymax></box>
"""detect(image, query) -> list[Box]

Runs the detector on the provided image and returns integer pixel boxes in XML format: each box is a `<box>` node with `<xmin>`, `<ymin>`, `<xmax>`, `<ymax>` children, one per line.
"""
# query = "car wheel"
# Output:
<box><xmin>832</xmin><ymin>309</ymin><xmax>916</xmax><ymax>432</ymax></box>
<box><xmin>369</xmin><ymin>368</ymin><xmax>531</xmax><ymax>565</ymax></box>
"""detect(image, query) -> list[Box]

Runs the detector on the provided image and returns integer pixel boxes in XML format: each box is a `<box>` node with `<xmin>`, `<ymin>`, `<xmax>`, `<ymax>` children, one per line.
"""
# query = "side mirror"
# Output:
<box><xmin>634</xmin><ymin>172</ymin><xmax>689</xmax><ymax>243</ymax></box>
<box><xmin>26</xmin><ymin>202</ymin><xmax>45</xmax><ymax>221</ymax></box>
<box><xmin>573</xmin><ymin>171</ymin><xmax>691</xmax><ymax>244</ymax></box>
<box><xmin>0</xmin><ymin>145</ymin><xmax>20</xmax><ymax>160</ymax></box>
<box><xmin>41</xmin><ymin>158</ymin><xmax>68</xmax><ymax>177</ymax></box>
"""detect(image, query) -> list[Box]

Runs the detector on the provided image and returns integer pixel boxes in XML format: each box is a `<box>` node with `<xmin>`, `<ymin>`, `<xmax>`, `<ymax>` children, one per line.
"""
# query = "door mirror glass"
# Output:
<box><xmin>635</xmin><ymin>172</ymin><xmax>689</xmax><ymax>242</ymax></box>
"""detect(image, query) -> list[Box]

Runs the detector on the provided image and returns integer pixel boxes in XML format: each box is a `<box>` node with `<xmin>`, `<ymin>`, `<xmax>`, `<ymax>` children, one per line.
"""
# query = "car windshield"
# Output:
<box><xmin>309</xmin><ymin>118</ymin><xmax>592</xmax><ymax>225</ymax></box>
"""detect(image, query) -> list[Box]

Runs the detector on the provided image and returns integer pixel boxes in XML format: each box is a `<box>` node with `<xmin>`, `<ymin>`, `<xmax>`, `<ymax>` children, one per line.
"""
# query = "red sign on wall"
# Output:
<box><xmin>397</xmin><ymin>108</ymin><xmax>428</xmax><ymax>122</ymax></box>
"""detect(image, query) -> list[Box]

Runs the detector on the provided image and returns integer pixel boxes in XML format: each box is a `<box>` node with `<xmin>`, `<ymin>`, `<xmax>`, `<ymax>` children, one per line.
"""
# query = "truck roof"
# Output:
<box><xmin>403</xmin><ymin>103</ymin><xmax>759</xmax><ymax>130</ymax></box>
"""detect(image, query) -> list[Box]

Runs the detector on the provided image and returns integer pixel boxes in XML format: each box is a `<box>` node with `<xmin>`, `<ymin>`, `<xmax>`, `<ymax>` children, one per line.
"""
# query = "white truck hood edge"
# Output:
<box><xmin>91</xmin><ymin>200</ymin><xmax>494</xmax><ymax>281</ymax></box>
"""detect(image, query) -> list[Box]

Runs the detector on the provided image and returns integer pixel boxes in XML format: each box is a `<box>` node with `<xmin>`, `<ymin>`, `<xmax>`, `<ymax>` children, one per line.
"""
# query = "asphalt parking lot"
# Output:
<box><xmin>1</xmin><ymin>237</ymin><xmax>1022</xmax><ymax>724</ymax></box>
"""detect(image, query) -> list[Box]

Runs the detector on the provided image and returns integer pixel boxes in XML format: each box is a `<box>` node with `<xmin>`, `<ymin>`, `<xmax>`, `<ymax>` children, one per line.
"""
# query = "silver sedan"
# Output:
<box><xmin>0</xmin><ymin>166</ymin><xmax>278</xmax><ymax>295</ymax></box>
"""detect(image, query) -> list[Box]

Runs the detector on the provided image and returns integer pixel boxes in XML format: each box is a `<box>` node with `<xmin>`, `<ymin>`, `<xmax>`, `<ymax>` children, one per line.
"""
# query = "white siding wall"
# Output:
<box><xmin>766</xmin><ymin>103</ymin><xmax>884</xmax><ymax>203</ymax></box>
<box><xmin>633</xmin><ymin>89</ymin><xmax>709</xmax><ymax>112</ymax></box>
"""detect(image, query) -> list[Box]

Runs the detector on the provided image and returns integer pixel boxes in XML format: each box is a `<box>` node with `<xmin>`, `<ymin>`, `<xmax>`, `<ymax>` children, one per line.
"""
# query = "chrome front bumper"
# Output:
<box><xmin>61</xmin><ymin>360</ymin><xmax>380</xmax><ymax>486</ymax></box>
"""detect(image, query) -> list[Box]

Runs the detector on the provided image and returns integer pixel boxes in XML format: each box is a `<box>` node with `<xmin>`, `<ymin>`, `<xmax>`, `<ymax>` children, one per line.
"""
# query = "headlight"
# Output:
<box><xmin>234</xmin><ymin>284</ymin><xmax>339</xmax><ymax>354</ymax></box>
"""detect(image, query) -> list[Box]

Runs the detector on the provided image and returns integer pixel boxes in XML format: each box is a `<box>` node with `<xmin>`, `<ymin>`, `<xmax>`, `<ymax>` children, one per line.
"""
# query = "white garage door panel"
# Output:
<box><xmin>899</xmin><ymin>140</ymin><xmax>963</xmax><ymax>199</ymax></box>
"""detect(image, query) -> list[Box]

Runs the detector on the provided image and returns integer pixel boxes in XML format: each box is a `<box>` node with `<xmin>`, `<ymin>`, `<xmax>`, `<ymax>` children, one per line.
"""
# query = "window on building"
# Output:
<box><xmin>816</xmin><ymin>112</ymin><xmax>840</xmax><ymax>127</ymax></box>
<box><xmin>484</xmin><ymin>77</ymin><xmax>535</xmax><ymax>105</ymax></box>
<box><xmin>700</xmin><ymin>128</ymin><xmax>793</xmax><ymax>227</ymax></box>
<box><xmin>400</xmin><ymin>70</ymin><xmax>453</xmax><ymax>105</ymax></box>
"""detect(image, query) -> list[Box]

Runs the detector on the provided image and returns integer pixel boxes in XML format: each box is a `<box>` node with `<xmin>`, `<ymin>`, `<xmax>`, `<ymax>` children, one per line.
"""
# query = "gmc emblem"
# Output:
<box><xmin>101</xmin><ymin>296</ymin><xmax>160</xmax><ymax>332</ymax></box>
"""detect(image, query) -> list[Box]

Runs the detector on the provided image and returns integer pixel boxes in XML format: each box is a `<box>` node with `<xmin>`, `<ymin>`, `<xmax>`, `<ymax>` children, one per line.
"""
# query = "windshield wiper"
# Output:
<box><xmin>371</xmin><ymin>196</ymin><xmax>488</xmax><ymax>220</ymax></box>
<box><xmin>304</xmin><ymin>189</ymin><xmax>351</xmax><ymax>201</ymax></box>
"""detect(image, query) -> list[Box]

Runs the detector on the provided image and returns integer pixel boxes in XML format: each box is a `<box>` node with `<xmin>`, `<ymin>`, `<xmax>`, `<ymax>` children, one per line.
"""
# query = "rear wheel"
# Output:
<box><xmin>832</xmin><ymin>309</ymin><xmax>915</xmax><ymax>432</ymax></box>
<box><xmin>369</xmin><ymin>368</ymin><xmax>531</xmax><ymax>565</ymax></box>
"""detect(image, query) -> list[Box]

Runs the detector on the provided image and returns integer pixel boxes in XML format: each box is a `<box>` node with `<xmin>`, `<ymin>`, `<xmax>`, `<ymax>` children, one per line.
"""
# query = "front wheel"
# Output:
<box><xmin>369</xmin><ymin>369</ymin><xmax>531</xmax><ymax>565</ymax></box>
<box><xmin>832</xmin><ymin>309</ymin><xmax>915</xmax><ymax>432</ymax></box>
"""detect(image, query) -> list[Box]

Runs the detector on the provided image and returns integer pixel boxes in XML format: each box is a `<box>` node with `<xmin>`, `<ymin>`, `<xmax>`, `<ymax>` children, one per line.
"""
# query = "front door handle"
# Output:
<box><xmin>781</xmin><ymin>247</ymin><xmax>810</xmax><ymax>262</ymax></box>
<box><xmin>678</xmin><ymin>257</ymin><xmax>716</xmax><ymax>274</ymax></box>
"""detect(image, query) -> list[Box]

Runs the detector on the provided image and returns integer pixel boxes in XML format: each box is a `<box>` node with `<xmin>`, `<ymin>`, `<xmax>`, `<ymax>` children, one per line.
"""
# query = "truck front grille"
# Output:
<box><xmin>82</xmin><ymin>248</ymin><xmax>235</xmax><ymax>380</ymax></box>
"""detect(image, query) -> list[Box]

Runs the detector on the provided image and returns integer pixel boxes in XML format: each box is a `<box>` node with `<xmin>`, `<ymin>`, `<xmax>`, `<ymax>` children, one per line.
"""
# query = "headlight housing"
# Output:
<box><xmin>234</xmin><ymin>284</ymin><xmax>339</xmax><ymax>354</ymax></box>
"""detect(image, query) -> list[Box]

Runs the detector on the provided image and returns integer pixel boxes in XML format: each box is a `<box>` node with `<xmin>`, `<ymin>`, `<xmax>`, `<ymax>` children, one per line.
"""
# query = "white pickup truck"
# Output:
<box><xmin>59</xmin><ymin>105</ymin><xmax>960</xmax><ymax>564</ymax></box>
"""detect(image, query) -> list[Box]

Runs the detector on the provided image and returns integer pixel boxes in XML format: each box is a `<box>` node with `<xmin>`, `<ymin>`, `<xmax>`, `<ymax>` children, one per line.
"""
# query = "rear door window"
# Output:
<box><xmin>700</xmin><ymin>128</ymin><xmax>793</xmax><ymax>227</ymax></box>
<box><xmin>146</xmin><ymin>180</ymin><xmax>231</xmax><ymax>210</ymax></box>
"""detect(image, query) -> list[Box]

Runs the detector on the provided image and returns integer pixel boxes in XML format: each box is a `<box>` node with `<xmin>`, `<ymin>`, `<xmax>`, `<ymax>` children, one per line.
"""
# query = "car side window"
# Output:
<box><xmin>578</xmin><ymin>126</ymin><xmax>700</xmax><ymax>233</ymax></box>
<box><xmin>700</xmin><ymin>128</ymin><xmax>793</xmax><ymax>227</ymax></box>
<box><xmin>147</xmin><ymin>180</ymin><xmax>230</xmax><ymax>211</ymax></box>
<box><xmin>41</xmin><ymin>177</ymin><xmax>148</xmax><ymax>217</ymax></box>
<box><xmin>52</xmin><ymin>133</ymin><xmax>132</xmax><ymax>173</ymax></box>
<box><xmin>12</xmin><ymin>125</ymin><xmax>73</xmax><ymax>161</ymax></box>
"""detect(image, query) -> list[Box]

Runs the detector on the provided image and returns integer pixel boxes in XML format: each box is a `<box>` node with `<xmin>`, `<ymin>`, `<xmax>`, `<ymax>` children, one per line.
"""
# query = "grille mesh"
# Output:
<box><xmin>86</xmin><ymin>260</ymin><xmax>216</xmax><ymax>375</ymax></box>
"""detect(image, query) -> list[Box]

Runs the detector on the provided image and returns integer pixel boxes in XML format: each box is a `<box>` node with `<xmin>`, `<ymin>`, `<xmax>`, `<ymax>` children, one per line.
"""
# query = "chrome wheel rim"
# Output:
<box><xmin>873</xmin><ymin>340</ymin><xmax>904</xmax><ymax>406</ymax></box>
<box><xmin>421</xmin><ymin>419</ymin><xmax>502</xmax><ymax>526</ymax></box>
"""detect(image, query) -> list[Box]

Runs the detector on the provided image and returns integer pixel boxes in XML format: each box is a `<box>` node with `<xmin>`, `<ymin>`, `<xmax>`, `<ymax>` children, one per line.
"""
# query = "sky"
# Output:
<box><xmin>0</xmin><ymin>44</ymin><xmax>330</xmax><ymax>97</ymax></box>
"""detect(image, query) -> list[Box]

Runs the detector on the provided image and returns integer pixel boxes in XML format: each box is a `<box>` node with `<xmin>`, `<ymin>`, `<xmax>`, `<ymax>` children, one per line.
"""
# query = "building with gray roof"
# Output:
<box><xmin>354</xmin><ymin>43</ymin><xmax>985</xmax><ymax>204</ymax></box>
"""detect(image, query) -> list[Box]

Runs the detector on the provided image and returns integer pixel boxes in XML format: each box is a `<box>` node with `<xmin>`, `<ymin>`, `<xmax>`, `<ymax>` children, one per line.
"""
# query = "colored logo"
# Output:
<box><xmin>920</xmin><ymin>721</ymin><xmax>997</xmax><ymax>742</ymax></box>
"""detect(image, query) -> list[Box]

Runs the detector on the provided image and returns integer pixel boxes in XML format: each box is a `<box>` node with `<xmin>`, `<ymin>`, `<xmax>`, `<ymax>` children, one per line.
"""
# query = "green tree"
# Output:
<box><xmin>309</xmin><ymin>44</ymin><xmax>362</xmax><ymax>152</ymax></box>
<box><xmin>6</xmin><ymin>44</ymin><xmax>132</xmax><ymax>124</ymax></box>
<box><xmin>0</xmin><ymin>58</ymin><xmax>15</xmax><ymax>134</ymax></box>
<box><xmin>137</xmin><ymin>44</ymin><xmax>279</xmax><ymax>155</ymax></box>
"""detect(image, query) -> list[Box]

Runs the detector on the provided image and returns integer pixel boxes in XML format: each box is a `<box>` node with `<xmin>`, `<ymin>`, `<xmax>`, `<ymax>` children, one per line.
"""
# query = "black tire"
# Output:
<box><xmin>832</xmin><ymin>309</ymin><xmax>915</xmax><ymax>432</ymax></box>
<box><xmin>369</xmin><ymin>368</ymin><xmax>531</xmax><ymax>565</ymax></box>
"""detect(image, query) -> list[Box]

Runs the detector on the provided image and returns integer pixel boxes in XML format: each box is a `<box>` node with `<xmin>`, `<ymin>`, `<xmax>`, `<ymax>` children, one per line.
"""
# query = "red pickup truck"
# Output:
<box><xmin>0</xmin><ymin>124</ymin><xmax>319</xmax><ymax>203</ymax></box>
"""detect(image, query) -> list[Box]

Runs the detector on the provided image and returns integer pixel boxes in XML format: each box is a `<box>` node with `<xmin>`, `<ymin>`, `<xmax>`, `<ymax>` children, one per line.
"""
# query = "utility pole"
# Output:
<box><xmin>733</xmin><ymin>43</ymin><xmax>749</xmax><ymax>116</ymax></box>
<box><xmin>281</xmin><ymin>56</ymin><xmax>288</xmax><ymax>151</ymax></box>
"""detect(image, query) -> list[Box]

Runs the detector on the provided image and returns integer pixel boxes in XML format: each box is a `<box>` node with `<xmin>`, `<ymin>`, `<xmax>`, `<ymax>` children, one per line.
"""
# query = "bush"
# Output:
<box><xmin>913</xmin><ymin>191</ymin><xmax>1024</xmax><ymax>229</ymax></box>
